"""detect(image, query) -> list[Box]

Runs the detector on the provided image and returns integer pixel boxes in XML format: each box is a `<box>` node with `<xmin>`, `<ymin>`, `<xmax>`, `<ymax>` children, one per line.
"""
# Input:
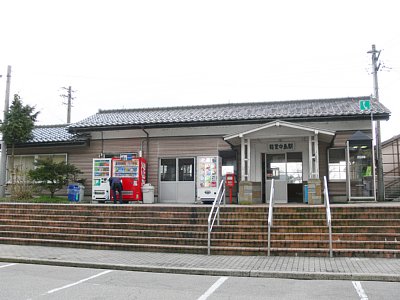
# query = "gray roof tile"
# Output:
<box><xmin>68</xmin><ymin>96</ymin><xmax>390</xmax><ymax>131</ymax></box>
<box><xmin>26</xmin><ymin>125</ymin><xmax>84</xmax><ymax>144</ymax></box>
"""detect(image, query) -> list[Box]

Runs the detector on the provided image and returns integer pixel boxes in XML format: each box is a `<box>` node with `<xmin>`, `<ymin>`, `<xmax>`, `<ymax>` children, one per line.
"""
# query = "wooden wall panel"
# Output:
<box><xmin>318</xmin><ymin>141</ymin><xmax>329</xmax><ymax>180</ymax></box>
<box><xmin>14</xmin><ymin>136</ymin><xmax>232</xmax><ymax>198</ymax></box>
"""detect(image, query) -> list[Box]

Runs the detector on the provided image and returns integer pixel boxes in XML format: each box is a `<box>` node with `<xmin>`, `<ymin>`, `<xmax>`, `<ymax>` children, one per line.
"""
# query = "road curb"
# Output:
<box><xmin>1</xmin><ymin>257</ymin><xmax>399</xmax><ymax>282</ymax></box>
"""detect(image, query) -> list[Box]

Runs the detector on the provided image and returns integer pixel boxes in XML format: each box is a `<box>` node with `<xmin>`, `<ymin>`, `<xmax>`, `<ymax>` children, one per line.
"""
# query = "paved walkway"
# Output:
<box><xmin>0</xmin><ymin>244</ymin><xmax>399</xmax><ymax>282</ymax></box>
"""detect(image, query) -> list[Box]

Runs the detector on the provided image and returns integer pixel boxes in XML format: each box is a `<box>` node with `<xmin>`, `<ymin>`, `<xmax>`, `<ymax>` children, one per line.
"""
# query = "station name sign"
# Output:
<box><xmin>268</xmin><ymin>142</ymin><xmax>295</xmax><ymax>151</ymax></box>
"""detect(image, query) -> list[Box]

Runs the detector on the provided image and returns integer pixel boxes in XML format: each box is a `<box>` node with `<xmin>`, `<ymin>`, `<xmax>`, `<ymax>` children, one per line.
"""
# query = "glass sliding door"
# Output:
<box><xmin>265</xmin><ymin>152</ymin><xmax>303</xmax><ymax>203</ymax></box>
<box><xmin>266</xmin><ymin>154</ymin><xmax>287</xmax><ymax>202</ymax></box>
<box><xmin>287</xmin><ymin>152</ymin><xmax>303</xmax><ymax>202</ymax></box>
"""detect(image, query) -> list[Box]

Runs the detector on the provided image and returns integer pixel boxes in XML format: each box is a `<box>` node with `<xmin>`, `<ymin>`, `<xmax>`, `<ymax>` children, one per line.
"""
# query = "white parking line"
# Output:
<box><xmin>46</xmin><ymin>270</ymin><xmax>113</xmax><ymax>295</ymax></box>
<box><xmin>352</xmin><ymin>281</ymin><xmax>368</xmax><ymax>300</ymax></box>
<box><xmin>198</xmin><ymin>276</ymin><xmax>228</xmax><ymax>300</ymax></box>
<box><xmin>0</xmin><ymin>263</ymin><xmax>16</xmax><ymax>269</ymax></box>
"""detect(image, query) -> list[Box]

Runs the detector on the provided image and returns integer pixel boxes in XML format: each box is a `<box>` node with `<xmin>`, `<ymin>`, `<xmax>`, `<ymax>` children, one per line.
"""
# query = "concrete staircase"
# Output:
<box><xmin>330</xmin><ymin>205</ymin><xmax>400</xmax><ymax>258</ymax></box>
<box><xmin>0</xmin><ymin>203</ymin><xmax>399</xmax><ymax>258</ymax></box>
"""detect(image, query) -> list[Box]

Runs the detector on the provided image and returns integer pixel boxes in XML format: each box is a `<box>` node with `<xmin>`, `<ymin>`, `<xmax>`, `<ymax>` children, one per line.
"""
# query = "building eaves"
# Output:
<box><xmin>382</xmin><ymin>133</ymin><xmax>400</xmax><ymax>147</ymax></box>
<box><xmin>68</xmin><ymin>96</ymin><xmax>391</xmax><ymax>133</ymax></box>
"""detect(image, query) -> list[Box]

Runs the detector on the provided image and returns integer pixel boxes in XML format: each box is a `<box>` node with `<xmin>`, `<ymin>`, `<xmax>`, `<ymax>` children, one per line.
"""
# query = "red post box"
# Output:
<box><xmin>225</xmin><ymin>173</ymin><xmax>235</xmax><ymax>204</ymax></box>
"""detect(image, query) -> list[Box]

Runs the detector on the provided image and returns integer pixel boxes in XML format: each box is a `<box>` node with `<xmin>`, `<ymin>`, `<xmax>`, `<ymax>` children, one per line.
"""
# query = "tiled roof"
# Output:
<box><xmin>68</xmin><ymin>96</ymin><xmax>390</xmax><ymax>132</ymax></box>
<box><xmin>382</xmin><ymin>133</ymin><xmax>400</xmax><ymax>147</ymax></box>
<box><xmin>24</xmin><ymin>125</ymin><xmax>84</xmax><ymax>144</ymax></box>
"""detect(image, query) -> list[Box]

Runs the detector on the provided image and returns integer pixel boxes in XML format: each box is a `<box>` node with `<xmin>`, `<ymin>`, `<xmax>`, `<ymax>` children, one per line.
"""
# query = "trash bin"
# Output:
<box><xmin>68</xmin><ymin>184</ymin><xmax>85</xmax><ymax>202</ymax></box>
<box><xmin>68</xmin><ymin>184</ymin><xmax>79</xmax><ymax>202</ymax></box>
<box><xmin>303</xmin><ymin>185</ymin><xmax>308</xmax><ymax>204</ymax></box>
<box><xmin>78</xmin><ymin>184</ymin><xmax>85</xmax><ymax>202</ymax></box>
<box><xmin>142</xmin><ymin>183</ymin><xmax>154</xmax><ymax>204</ymax></box>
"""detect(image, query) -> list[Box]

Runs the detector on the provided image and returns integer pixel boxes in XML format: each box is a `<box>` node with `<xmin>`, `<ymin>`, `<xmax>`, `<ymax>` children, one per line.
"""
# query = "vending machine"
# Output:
<box><xmin>92</xmin><ymin>158</ymin><xmax>112</xmax><ymax>201</ymax></box>
<box><xmin>197</xmin><ymin>156</ymin><xmax>222</xmax><ymax>203</ymax></box>
<box><xmin>111</xmin><ymin>157</ymin><xmax>146</xmax><ymax>201</ymax></box>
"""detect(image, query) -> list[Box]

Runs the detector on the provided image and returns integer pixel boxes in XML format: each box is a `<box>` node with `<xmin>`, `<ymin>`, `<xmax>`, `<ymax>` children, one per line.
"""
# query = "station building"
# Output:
<box><xmin>8</xmin><ymin>96</ymin><xmax>391</xmax><ymax>203</ymax></box>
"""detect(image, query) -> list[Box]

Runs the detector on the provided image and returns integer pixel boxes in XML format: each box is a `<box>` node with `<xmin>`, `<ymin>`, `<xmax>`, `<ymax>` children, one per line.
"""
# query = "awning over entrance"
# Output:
<box><xmin>348</xmin><ymin>130</ymin><xmax>372</xmax><ymax>147</ymax></box>
<box><xmin>224</xmin><ymin>120</ymin><xmax>335</xmax><ymax>181</ymax></box>
<box><xmin>224</xmin><ymin>120</ymin><xmax>335</xmax><ymax>145</ymax></box>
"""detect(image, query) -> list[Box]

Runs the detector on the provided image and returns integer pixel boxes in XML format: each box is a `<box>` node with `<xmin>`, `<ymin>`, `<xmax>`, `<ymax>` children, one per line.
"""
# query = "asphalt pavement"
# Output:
<box><xmin>0</xmin><ymin>244</ymin><xmax>399</xmax><ymax>282</ymax></box>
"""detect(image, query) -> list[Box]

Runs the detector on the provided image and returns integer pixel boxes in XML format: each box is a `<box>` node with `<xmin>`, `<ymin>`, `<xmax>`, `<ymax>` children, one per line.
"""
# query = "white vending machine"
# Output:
<box><xmin>197</xmin><ymin>156</ymin><xmax>222</xmax><ymax>203</ymax></box>
<box><xmin>92</xmin><ymin>158</ymin><xmax>112</xmax><ymax>202</ymax></box>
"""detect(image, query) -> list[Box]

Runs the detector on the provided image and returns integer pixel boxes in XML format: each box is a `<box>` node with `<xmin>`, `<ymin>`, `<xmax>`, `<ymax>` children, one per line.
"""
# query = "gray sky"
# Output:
<box><xmin>1</xmin><ymin>0</ymin><xmax>399</xmax><ymax>141</ymax></box>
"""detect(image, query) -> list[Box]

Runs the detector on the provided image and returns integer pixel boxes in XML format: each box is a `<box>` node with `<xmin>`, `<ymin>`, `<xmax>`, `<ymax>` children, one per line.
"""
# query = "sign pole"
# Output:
<box><xmin>371</xmin><ymin>111</ymin><xmax>377</xmax><ymax>201</ymax></box>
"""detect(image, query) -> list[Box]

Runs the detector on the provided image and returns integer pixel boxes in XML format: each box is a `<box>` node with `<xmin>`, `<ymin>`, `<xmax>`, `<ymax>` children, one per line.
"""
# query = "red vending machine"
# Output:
<box><xmin>111</xmin><ymin>157</ymin><xmax>147</xmax><ymax>201</ymax></box>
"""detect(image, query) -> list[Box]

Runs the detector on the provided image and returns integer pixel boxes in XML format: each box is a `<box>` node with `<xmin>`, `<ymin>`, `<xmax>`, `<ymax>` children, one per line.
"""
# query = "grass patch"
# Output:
<box><xmin>0</xmin><ymin>195</ymin><xmax>70</xmax><ymax>204</ymax></box>
<box><xmin>238</xmin><ymin>201</ymin><xmax>254</xmax><ymax>205</ymax></box>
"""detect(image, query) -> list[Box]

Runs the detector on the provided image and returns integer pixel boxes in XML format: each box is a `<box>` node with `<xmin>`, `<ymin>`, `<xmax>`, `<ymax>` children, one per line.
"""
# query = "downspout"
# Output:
<box><xmin>142</xmin><ymin>127</ymin><xmax>150</xmax><ymax>183</ymax></box>
<box><xmin>100</xmin><ymin>131</ymin><xmax>104</xmax><ymax>157</ymax></box>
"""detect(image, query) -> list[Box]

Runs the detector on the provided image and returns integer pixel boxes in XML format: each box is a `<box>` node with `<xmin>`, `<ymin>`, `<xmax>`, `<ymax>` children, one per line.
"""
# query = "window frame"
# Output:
<box><xmin>6</xmin><ymin>153</ymin><xmax>68</xmax><ymax>183</ymax></box>
<box><xmin>328</xmin><ymin>148</ymin><xmax>347</xmax><ymax>182</ymax></box>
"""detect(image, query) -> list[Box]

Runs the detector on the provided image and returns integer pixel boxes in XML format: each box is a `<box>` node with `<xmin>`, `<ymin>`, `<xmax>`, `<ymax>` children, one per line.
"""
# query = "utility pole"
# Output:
<box><xmin>368</xmin><ymin>44</ymin><xmax>384</xmax><ymax>201</ymax></box>
<box><xmin>0</xmin><ymin>65</ymin><xmax>12</xmax><ymax>197</ymax></box>
<box><xmin>60</xmin><ymin>86</ymin><xmax>75</xmax><ymax>124</ymax></box>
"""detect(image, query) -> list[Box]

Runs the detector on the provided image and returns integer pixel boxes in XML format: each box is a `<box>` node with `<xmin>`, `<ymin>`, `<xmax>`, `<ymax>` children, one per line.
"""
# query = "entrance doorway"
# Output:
<box><xmin>159</xmin><ymin>157</ymin><xmax>195</xmax><ymax>203</ymax></box>
<box><xmin>263</xmin><ymin>152</ymin><xmax>303</xmax><ymax>203</ymax></box>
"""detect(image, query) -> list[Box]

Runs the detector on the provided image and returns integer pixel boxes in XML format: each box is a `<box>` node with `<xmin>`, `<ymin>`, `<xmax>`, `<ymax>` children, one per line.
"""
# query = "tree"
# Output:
<box><xmin>28</xmin><ymin>159</ymin><xmax>84</xmax><ymax>198</ymax></box>
<box><xmin>0</xmin><ymin>94</ymin><xmax>39</xmax><ymax>193</ymax></box>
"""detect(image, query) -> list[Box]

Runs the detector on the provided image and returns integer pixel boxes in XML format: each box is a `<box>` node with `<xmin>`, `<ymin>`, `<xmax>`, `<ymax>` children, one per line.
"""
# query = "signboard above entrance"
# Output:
<box><xmin>268</xmin><ymin>142</ymin><xmax>295</xmax><ymax>151</ymax></box>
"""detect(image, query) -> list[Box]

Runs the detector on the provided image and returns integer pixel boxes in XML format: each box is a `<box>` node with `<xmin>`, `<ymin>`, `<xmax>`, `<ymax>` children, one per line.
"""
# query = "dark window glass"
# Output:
<box><xmin>179</xmin><ymin>158</ymin><xmax>194</xmax><ymax>181</ymax></box>
<box><xmin>160</xmin><ymin>159</ymin><xmax>176</xmax><ymax>181</ymax></box>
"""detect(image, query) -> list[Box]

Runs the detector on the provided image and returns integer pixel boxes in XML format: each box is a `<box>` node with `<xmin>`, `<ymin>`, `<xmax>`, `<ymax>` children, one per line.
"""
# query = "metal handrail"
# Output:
<box><xmin>207</xmin><ymin>180</ymin><xmax>226</xmax><ymax>255</ymax></box>
<box><xmin>323</xmin><ymin>176</ymin><xmax>333</xmax><ymax>258</ymax></box>
<box><xmin>267</xmin><ymin>179</ymin><xmax>275</xmax><ymax>256</ymax></box>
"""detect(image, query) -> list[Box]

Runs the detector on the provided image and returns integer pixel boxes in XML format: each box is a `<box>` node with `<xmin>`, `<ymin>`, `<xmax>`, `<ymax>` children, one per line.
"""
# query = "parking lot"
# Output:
<box><xmin>1</xmin><ymin>263</ymin><xmax>399</xmax><ymax>299</ymax></box>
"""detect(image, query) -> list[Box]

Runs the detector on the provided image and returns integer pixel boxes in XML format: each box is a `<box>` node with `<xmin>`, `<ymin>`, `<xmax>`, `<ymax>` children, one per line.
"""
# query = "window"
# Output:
<box><xmin>178</xmin><ymin>158</ymin><xmax>194</xmax><ymax>181</ymax></box>
<box><xmin>6</xmin><ymin>154</ymin><xmax>67</xmax><ymax>182</ymax></box>
<box><xmin>161</xmin><ymin>158</ymin><xmax>195</xmax><ymax>182</ymax></box>
<box><xmin>160</xmin><ymin>159</ymin><xmax>176</xmax><ymax>181</ymax></box>
<box><xmin>266</xmin><ymin>153</ymin><xmax>303</xmax><ymax>183</ymax></box>
<box><xmin>328</xmin><ymin>148</ymin><xmax>346</xmax><ymax>180</ymax></box>
<box><xmin>287</xmin><ymin>152</ymin><xmax>303</xmax><ymax>183</ymax></box>
<box><xmin>266</xmin><ymin>154</ymin><xmax>286</xmax><ymax>180</ymax></box>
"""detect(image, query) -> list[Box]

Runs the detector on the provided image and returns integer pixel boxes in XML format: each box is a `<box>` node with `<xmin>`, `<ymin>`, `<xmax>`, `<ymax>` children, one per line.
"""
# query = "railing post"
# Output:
<box><xmin>207</xmin><ymin>220</ymin><xmax>211</xmax><ymax>255</ymax></box>
<box><xmin>324</xmin><ymin>176</ymin><xmax>333</xmax><ymax>258</ymax></box>
<box><xmin>207</xmin><ymin>180</ymin><xmax>225</xmax><ymax>255</ymax></box>
<box><xmin>267</xmin><ymin>179</ymin><xmax>274</xmax><ymax>257</ymax></box>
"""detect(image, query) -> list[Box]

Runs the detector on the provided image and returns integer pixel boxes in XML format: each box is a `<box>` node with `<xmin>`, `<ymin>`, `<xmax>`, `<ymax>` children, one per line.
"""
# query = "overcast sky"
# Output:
<box><xmin>1</xmin><ymin>0</ymin><xmax>399</xmax><ymax>141</ymax></box>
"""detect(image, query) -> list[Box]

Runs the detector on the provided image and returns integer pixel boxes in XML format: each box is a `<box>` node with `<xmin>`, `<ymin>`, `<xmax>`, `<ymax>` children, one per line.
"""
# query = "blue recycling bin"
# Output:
<box><xmin>68</xmin><ymin>184</ymin><xmax>81</xmax><ymax>202</ymax></box>
<box><xmin>303</xmin><ymin>185</ymin><xmax>308</xmax><ymax>204</ymax></box>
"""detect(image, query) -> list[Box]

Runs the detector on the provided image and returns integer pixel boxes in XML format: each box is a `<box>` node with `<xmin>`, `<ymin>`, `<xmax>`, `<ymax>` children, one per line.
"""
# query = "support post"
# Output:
<box><xmin>368</xmin><ymin>44</ymin><xmax>384</xmax><ymax>201</ymax></box>
<box><xmin>0</xmin><ymin>65</ymin><xmax>11</xmax><ymax>198</ymax></box>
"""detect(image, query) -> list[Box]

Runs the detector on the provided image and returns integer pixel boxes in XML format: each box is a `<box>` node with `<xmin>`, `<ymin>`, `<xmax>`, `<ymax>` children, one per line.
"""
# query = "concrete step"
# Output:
<box><xmin>0</xmin><ymin>231</ymin><xmax>208</xmax><ymax>246</ymax></box>
<box><xmin>0</xmin><ymin>237</ymin><xmax>208</xmax><ymax>255</ymax></box>
<box><xmin>1</xmin><ymin>203</ymin><xmax>399</xmax><ymax>258</ymax></box>
<box><xmin>0</xmin><ymin>218</ymin><xmax>208</xmax><ymax>231</ymax></box>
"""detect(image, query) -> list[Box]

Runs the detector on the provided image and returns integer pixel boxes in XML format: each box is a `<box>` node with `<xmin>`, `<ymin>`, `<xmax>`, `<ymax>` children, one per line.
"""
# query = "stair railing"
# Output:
<box><xmin>384</xmin><ymin>175</ymin><xmax>400</xmax><ymax>200</ymax></box>
<box><xmin>267</xmin><ymin>179</ymin><xmax>275</xmax><ymax>256</ymax></box>
<box><xmin>207</xmin><ymin>179</ymin><xmax>226</xmax><ymax>255</ymax></box>
<box><xmin>323</xmin><ymin>176</ymin><xmax>333</xmax><ymax>258</ymax></box>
